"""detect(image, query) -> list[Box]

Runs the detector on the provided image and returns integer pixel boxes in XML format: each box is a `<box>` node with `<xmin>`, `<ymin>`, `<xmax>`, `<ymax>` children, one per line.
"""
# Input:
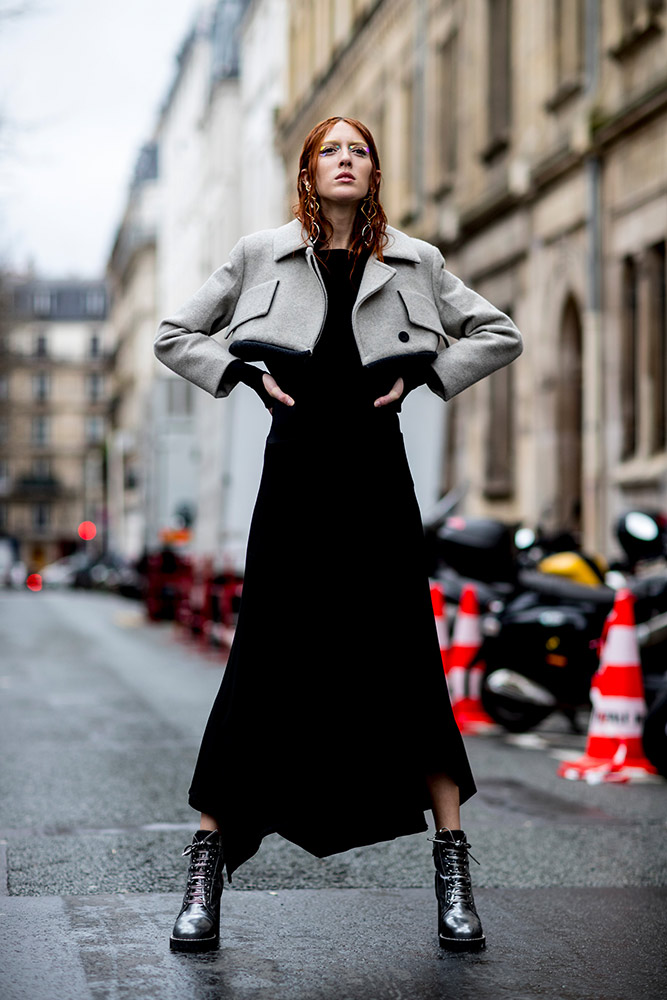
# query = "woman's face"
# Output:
<box><xmin>307</xmin><ymin>120</ymin><xmax>376</xmax><ymax>210</ymax></box>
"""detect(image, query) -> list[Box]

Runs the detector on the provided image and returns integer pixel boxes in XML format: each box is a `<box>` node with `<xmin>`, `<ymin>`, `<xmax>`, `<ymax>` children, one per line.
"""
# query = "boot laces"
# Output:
<box><xmin>182</xmin><ymin>837</ymin><xmax>218</xmax><ymax>906</ymax></box>
<box><xmin>440</xmin><ymin>847</ymin><xmax>474</xmax><ymax>904</ymax></box>
<box><xmin>429</xmin><ymin>833</ymin><xmax>479</xmax><ymax>905</ymax></box>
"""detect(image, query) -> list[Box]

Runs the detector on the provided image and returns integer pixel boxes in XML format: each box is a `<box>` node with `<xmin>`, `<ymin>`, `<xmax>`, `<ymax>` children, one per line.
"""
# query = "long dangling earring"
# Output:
<box><xmin>361</xmin><ymin>191</ymin><xmax>377</xmax><ymax>248</ymax></box>
<box><xmin>304</xmin><ymin>179</ymin><xmax>321</xmax><ymax>244</ymax></box>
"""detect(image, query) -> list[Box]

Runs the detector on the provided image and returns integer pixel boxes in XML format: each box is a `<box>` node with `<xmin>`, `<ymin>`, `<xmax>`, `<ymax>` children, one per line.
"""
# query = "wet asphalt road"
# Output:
<box><xmin>1</xmin><ymin>588</ymin><xmax>666</xmax><ymax>1000</ymax></box>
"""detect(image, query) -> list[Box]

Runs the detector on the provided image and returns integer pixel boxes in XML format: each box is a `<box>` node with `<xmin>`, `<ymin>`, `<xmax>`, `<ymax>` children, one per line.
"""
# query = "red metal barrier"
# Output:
<box><xmin>145</xmin><ymin>547</ymin><xmax>243</xmax><ymax>659</ymax></box>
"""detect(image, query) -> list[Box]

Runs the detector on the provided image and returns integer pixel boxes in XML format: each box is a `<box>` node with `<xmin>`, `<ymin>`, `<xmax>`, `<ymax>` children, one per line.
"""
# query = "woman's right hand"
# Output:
<box><xmin>262</xmin><ymin>372</ymin><xmax>295</xmax><ymax>412</ymax></box>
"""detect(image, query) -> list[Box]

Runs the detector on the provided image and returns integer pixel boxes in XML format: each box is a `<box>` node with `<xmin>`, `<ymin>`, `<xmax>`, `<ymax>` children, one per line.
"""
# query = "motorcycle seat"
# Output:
<box><xmin>517</xmin><ymin>570</ymin><xmax>616</xmax><ymax>607</ymax></box>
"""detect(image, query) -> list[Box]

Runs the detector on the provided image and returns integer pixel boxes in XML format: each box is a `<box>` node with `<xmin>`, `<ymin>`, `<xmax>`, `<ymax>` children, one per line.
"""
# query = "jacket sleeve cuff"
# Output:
<box><xmin>223</xmin><ymin>360</ymin><xmax>273</xmax><ymax>408</ymax></box>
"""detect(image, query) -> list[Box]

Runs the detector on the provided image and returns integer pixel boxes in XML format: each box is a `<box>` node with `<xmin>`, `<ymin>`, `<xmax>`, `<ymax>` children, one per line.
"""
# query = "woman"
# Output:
<box><xmin>154</xmin><ymin>116</ymin><xmax>522</xmax><ymax>954</ymax></box>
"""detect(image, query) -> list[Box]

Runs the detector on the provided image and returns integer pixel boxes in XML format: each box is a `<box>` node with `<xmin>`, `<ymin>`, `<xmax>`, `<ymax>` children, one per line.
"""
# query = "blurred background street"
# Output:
<box><xmin>1</xmin><ymin>587</ymin><xmax>666</xmax><ymax>999</ymax></box>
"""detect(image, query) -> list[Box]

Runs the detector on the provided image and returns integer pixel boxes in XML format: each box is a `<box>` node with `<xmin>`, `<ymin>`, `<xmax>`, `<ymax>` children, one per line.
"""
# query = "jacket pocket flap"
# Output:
<box><xmin>398</xmin><ymin>289</ymin><xmax>444</xmax><ymax>335</ymax></box>
<box><xmin>225</xmin><ymin>279</ymin><xmax>279</xmax><ymax>337</ymax></box>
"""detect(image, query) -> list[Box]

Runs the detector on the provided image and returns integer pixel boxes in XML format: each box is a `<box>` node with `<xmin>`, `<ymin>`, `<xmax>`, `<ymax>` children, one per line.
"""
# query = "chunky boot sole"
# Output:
<box><xmin>170</xmin><ymin>931</ymin><xmax>219</xmax><ymax>953</ymax></box>
<box><xmin>439</xmin><ymin>932</ymin><xmax>486</xmax><ymax>952</ymax></box>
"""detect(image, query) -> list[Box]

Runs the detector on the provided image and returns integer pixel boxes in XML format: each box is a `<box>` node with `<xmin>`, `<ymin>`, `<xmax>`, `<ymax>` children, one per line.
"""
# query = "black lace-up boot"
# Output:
<box><xmin>431</xmin><ymin>828</ymin><xmax>486</xmax><ymax>951</ymax></box>
<box><xmin>170</xmin><ymin>829</ymin><xmax>224</xmax><ymax>952</ymax></box>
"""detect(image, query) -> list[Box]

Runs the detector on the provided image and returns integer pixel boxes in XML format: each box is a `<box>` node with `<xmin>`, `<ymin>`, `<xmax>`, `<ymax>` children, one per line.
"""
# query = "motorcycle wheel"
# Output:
<box><xmin>480</xmin><ymin>685</ymin><xmax>553</xmax><ymax>733</ymax></box>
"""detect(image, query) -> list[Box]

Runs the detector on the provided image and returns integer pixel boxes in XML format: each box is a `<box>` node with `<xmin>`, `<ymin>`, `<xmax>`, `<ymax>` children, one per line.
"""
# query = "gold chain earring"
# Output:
<box><xmin>304</xmin><ymin>180</ymin><xmax>321</xmax><ymax>244</ymax></box>
<box><xmin>361</xmin><ymin>192</ymin><xmax>377</xmax><ymax>248</ymax></box>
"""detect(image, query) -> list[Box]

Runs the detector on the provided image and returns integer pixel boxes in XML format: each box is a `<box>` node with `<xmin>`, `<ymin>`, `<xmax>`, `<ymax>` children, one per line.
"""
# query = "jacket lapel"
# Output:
<box><xmin>355</xmin><ymin>257</ymin><xmax>396</xmax><ymax>309</ymax></box>
<box><xmin>355</xmin><ymin>226</ymin><xmax>421</xmax><ymax>307</ymax></box>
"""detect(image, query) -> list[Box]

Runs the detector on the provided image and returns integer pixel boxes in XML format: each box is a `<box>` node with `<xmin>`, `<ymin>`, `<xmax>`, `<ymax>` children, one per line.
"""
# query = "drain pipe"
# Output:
<box><xmin>583</xmin><ymin>0</ymin><xmax>605</xmax><ymax>554</ymax></box>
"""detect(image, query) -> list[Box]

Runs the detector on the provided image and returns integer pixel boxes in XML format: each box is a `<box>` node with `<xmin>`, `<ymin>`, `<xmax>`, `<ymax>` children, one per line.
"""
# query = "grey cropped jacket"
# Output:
<box><xmin>154</xmin><ymin>218</ymin><xmax>523</xmax><ymax>402</ymax></box>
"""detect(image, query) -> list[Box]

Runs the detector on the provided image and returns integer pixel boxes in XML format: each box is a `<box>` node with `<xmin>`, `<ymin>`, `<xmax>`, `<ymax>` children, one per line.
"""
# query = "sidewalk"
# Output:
<box><xmin>2</xmin><ymin>886</ymin><xmax>666</xmax><ymax>1000</ymax></box>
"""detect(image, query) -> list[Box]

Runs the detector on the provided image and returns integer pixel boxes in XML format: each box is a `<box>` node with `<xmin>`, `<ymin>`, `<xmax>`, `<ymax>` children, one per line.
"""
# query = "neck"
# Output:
<box><xmin>319</xmin><ymin>199</ymin><xmax>359</xmax><ymax>250</ymax></box>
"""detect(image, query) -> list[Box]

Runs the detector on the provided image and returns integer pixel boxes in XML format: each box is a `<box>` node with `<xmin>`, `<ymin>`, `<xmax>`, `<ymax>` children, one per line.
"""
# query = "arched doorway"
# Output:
<box><xmin>556</xmin><ymin>295</ymin><xmax>583</xmax><ymax>534</ymax></box>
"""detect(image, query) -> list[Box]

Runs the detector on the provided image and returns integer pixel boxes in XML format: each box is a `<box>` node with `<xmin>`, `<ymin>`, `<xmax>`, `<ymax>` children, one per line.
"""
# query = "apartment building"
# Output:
<box><xmin>0</xmin><ymin>276</ymin><xmax>111</xmax><ymax>569</ymax></box>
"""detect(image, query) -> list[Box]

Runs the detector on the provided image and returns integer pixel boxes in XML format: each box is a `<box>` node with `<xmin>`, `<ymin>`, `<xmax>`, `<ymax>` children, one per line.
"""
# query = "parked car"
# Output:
<box><xmin>40</xmin><ymin>552</ymin><xmax>90</xmax><ymax>587</ymax></box>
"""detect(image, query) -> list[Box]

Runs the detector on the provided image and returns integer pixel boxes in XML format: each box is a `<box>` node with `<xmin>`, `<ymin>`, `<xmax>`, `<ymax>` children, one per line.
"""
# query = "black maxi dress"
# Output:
<box><xmin>188</xmin><ymin>248</ymin><xmax>476</xmax><ymax>881</ymax></box>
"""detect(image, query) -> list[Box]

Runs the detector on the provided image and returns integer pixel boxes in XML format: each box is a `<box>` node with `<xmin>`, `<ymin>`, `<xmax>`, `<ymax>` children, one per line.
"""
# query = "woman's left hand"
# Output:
<box><xmin>373</xmin><ymin>377</ymin><xmax>404</xmax><ymax>408</ymax></box>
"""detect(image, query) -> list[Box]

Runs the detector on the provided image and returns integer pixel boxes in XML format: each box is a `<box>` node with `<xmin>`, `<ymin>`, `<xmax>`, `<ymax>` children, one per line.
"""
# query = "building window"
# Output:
<box><xmin>89</xmin><ymin>332</ymin><xmax>100</xmax><ymax>357</ymax></box>
<box><xmin>85</xmin><ymin>289</ymin><xmax>106</xmax><ymax>316</ymax></box>
<box><xmin>33</xmin><ymin>373</ymin><xmax>49</xmax><ymax>402</ymax></box>
<box><xmin>0</xmin><ymin>374</ymin><xmax>8</xmax><ymax>400</ymax></box>
<box><xmin>483</xmin><ymin>0</ymin><xmax>512</xmax><ymax>160</ymax></box>
<box><xmin>621</xmin><ymin>256</ymin><xmax>638</xmax><ymax>459</ymax></box>
<box><xmin>399</xmin><ymin>68</ymin><xmax>417</xmax><ymax>221</ymax></box>
<box><xmin>647</xmin><ymin>241</ymin><xmax>666</xmax><ymax>454</ymax></box>
<box><xmin>620</xmin><ymin>242</ymin><xmax>666</xmax><ymax>460</ymax></box>
<box><xmin>34</xmin><ymin>333</ymin><xmax>48</xmax><ymax>357</ymax></box>
<box><xmin>0</xmin><ymin>503</ymin><xmax>7</xmax><ymax>529</ymax></box>
<box><xmin>556</xmin><ymin>0</ymin><xmax>584</xmax><ymax>83</ymax></box>
<box><xmin>0</xmin><ymin>459</ymin><xmax>9</xmax><ymax>493</ymax></box>
<box><xmin>33</xmin><ymin>503</ymin><xmax>50</xmax><ymax>529</ymax></box>
<box><xmin>124</xmin><ymin>460</ymin><xmax>139</xmax><ymax>491</ymax></box>
<box><xmin>546</xmin><ymin>0</ymin><xmax>585</xmax><ymax>109</ymax></box>
<box><xmin>33</xmin><ymin>291</ymin><xmax>51</xmax><ymax>315</ymax></box>
<box><xmin>434</xmin><ymin>32</ymin><xmax>458</xmax><ymax>192</ymax></box>
<box><xmin>556</xmin><ymin>296</ymin><xmax>583</xmax><ymax>531</ymax></box>
<box><xmin>167</xmin><ymin>379</ymin><xmax>194</xmax><ymax>416</ymax></box>
<box><xmin>32</xmin><ymin>457</ymin><xmax>51</xmax><ymax>478</ymax></box>
<box><xmin>484</xmin><ymin>344</ymin><xmax>515</xmax><ymax>499</ymax></box>
<box><xmin>0</xmin><ymin>418</ymin><xmax>7</xmax><ymax>444</ymax></box>
<box><xmin>85</xmin><ymin>416</ymin><xmax>105</xmax><ymax>443</ymax></box>
<box><xmin>87</xmin><ymin>372</ymin><xmax>104</xmax><ymax>402</ymax></box>
<box><xmin>31</xmin><ymin>415</ymin><xmax>50</xmax><ymax>446</ymax></box>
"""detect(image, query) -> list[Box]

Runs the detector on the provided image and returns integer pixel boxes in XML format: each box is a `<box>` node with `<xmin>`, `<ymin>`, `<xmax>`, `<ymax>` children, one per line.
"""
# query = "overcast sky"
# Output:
<box><xmin>0</xmin><ymin>0</ymin><xmax>201</xmax><ymax>277</ymax></box>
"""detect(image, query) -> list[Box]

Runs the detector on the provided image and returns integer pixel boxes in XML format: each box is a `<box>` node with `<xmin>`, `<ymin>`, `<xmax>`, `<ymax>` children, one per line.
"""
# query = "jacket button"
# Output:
<box><xmin>398</xmin><ymin>331</ymin><xmax>410</xmax><ymax>342</ymax></box>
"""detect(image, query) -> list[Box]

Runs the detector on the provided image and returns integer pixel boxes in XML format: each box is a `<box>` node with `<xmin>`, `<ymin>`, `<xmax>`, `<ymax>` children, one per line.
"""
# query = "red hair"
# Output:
<box><xmin>294</xmin><ymin>116</ymin><xmax>388</xmax><ymax>268</ymax></box>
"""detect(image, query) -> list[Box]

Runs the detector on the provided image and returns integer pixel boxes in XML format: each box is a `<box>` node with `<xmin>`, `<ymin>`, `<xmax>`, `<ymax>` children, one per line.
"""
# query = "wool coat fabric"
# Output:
<box><xmin>154</xmin><ymin>226</ymin><xmax>523</xmax><ymax>882</ymax></box>
<box><xmin>154</xmin><ymin>219</ymin><xmax>523</xmax><ymax>405</ymax></box>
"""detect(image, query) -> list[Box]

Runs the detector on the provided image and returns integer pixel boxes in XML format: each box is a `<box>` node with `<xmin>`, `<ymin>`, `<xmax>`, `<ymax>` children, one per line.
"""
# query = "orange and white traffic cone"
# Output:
<box><xmin>448</xmin><ymin>584</ymin><xmax>496</xmax><ymax>733</ymax></box>
<box><xmin>558</xmin><ymin>588</ymin><xmax>659</xmax><ymax>783</ymax></box>
<box><xmin>430</xmin><ymin>581</ymin><xmax>450</xmax><ymax>678</ymax></box>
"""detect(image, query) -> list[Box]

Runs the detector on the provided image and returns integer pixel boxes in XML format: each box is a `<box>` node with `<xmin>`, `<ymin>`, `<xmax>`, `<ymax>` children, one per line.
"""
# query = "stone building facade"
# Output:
<box><xmin>278</xmin><ymin>0</ymin><xmax>667</xmax><ymax>554</ymax></box>
<box><xmin>0</xmin><ymin>276</ymin><xmax>111</xmax><ymax>570</ymax></box>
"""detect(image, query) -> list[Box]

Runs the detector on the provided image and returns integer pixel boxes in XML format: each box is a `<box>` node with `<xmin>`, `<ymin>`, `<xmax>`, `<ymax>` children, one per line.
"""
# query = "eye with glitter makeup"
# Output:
<box><xmin>319</xmin><ymin>142</ymin><xmax>370</xmax><ymax>158</ymax></box>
